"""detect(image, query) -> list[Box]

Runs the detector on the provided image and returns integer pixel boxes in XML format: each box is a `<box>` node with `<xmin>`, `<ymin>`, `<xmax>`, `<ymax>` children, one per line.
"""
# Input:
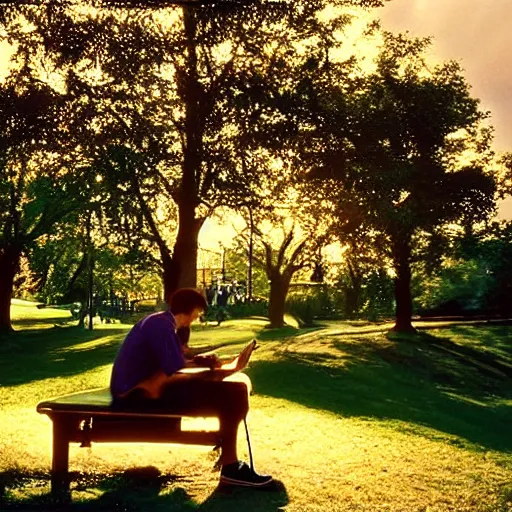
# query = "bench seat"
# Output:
<box><xmin>37</xmin><ymin>387</ymin><xmax>222</xmax><ymax>497</ymax></box>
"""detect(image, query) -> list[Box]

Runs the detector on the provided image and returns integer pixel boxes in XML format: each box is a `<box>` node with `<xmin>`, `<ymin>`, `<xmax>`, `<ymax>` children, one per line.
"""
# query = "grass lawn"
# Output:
<box><xmin>1</xmin><ymin>301</ymin><xmax>512</xmax><ymax>511</ymax></box>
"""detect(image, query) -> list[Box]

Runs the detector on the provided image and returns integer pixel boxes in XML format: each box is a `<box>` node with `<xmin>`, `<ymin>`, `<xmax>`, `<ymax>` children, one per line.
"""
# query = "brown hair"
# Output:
<box><xmin>169</xmin><ymin>288</ymin><xmax>208</xmax><ymax>315</ymax></box>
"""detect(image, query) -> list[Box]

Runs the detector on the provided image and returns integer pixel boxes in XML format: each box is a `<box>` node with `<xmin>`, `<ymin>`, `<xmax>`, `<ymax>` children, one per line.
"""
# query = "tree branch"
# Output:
<box><xmin>277</xmin><ymin>229</ymin><xmax>295</xmax><ymax>269</ymax></box>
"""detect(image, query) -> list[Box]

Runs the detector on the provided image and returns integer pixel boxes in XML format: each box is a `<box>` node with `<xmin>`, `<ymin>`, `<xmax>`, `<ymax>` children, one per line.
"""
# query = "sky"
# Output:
<box><xmin>378</xmin><ymin>0</ymin><xmax>512</xmax><ymax>218</ymax></box>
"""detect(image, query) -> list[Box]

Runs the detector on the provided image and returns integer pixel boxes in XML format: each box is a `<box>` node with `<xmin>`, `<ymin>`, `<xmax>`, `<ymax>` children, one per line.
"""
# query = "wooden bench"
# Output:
<box><xmin>37</xmin><ymin>388</ymin><xmax>222</xmax><ymax>498</ymax></box>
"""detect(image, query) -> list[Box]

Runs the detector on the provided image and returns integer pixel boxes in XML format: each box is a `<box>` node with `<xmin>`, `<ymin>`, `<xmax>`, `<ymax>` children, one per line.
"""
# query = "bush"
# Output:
<box><xmin>286</xmin><ymin>296</ymin><xmax>317</xmax><ymax>327</ymax></box>
<box><xmin>286</xmin><ymin>285</ymin><xmax>338</xmax><ymax>327</ymax></box>
<box><xmin>224</xmin><ymin>301</ymin><xmax>268</xmax><ymax>319</ymax></box>
<box><xmin>202</xmin><ymin>301</ymin><xmax>269</xmax><ymax>325</ymax></box>
<box><xmin>203</xmin><ymin>305</ymin><xmax>229</xmax><ymax>325</ymax></box>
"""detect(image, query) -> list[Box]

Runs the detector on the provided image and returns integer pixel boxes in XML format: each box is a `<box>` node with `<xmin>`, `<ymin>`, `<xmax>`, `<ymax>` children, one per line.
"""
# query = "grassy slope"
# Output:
<box><xmin>1</xmin><ymin>302</ymin><xmax>511</xmax><ymax>511</ymax></box>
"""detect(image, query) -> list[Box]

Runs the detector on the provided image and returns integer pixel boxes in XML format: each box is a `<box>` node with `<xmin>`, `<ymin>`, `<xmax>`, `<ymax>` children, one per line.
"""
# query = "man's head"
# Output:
<box><xmin>169</xmin><ymin>288</ymin><xmax>208</xmax><ymax>329</ymax></box>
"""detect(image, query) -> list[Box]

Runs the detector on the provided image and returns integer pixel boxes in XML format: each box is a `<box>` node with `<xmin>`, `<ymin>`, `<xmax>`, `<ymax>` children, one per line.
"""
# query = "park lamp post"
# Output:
<box><xmin>84</xmin><ymin>210</ymin><xmax>95</xmax><ymax>331</ymax></box>
<box><xmin>220</xmin><ymin>242</ymin><xmax>226</xmax><ymax>282</ymax></box>
<box><xmin>247</xmin><ymin>205</ymin><xmax>254</xmax><ymax>304</ymax></box>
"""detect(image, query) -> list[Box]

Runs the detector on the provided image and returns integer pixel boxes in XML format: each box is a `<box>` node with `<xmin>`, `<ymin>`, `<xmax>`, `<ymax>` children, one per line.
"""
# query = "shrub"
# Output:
<box><xmin>286</xmin><ymin>285</ymin><xmax>340</xmax><ymax>327</ymax></box>
<box><xmin>203</xmin><ymin>305</ymin><xmax>229</xmax><ymax>325</ymax></box>
<box><xmin>286</xmin><ymin>296</ymin><xmax>317</xmax><ymax>327</ymax></box>
<box><xmin>224</xmin><ymin>301</ymin><xmax>268</xmax><ymax>319</ymax></box>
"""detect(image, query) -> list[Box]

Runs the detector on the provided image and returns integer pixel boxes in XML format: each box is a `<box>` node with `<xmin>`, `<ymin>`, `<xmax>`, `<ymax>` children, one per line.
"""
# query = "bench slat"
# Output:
<box><xmin>37</xmin><ymin>388</ymin><xmax>113</xmax><ymax>410</ymax></box>
<box><xmin>36</xmin><ymin>387</ymin><xmax>220</xmax><ymax>418</ymax></box>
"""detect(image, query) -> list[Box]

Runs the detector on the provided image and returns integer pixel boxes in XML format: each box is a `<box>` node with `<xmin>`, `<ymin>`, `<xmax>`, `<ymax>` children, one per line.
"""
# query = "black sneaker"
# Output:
<box><xmin>220</xmin><ymin>461</ymin><xmax>273</xmax><ymax>488</ymax></box>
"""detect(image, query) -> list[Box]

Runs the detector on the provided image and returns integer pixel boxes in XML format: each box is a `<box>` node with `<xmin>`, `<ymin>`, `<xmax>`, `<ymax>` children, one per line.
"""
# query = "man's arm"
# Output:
<box><xmin>182</xmin><ymin>343</ymin><xmax>231</xmax><ymax>359</ymax></box>
<box><xmin>137</xmin><ymin>340</ymin><xmax>257</xmax><ymax>397</ymax></box>
<box><xmin>182</xmin><ymin>354</ymin><xmax>223</xmax><ymax>369</ymax></box>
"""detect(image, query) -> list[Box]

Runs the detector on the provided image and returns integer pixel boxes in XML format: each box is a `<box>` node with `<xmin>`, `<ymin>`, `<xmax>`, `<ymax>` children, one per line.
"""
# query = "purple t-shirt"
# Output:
<box><xmin>110</xmin><ymin>310</ymin><xmax>186</xmax><ymax>397</ymax></box>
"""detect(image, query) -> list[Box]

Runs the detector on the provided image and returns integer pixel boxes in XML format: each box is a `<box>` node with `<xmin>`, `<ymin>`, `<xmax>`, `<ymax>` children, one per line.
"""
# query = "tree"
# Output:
<box><xmin>239</xmin><ymin>203</ymin><xmax>328</xmax><ymax>328</ymax></box>
<box><xmin>27</xmin><ymin>207</ymin><xmax>160</xmax><ymax>308</ymax></box>
<box><xmin>0</xmin><ymin>69</ymin><xmax>84</xmax><ymax>333</ymax></box>
<box><xmin>11</xmin><ymin>0</ymin><xmax>386</xmax><ymax>302</ymax></box>
<box><xmin>331</xmin><ymin>230</ymin><xmax>393</xmax><ymax>319</ymax></box>
<box><xmin>299</xmin><ymin>32</ymin><xmax>498</xmax><ymax>332</ymax></box>
<box><xmin>446</xmin><ymin>221</ymin><xmax>512</xmax><ymax>317</ymax></box>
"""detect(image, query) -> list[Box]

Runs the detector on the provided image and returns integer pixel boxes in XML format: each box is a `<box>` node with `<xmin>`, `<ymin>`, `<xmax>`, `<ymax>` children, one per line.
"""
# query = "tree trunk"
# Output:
<box><xmin>0</xmin><ymin>246</ymin><xmax>22</xmax><ymax>334</ymax></box>
<box><xmin>268</xmin><ymin>273</ymin><xmax>290</xmax><ymax>328</ymax></box>
<box><xmin>65</xmin><ymin>252</ymin><xmax>87</xmax><ymax>301</ymax></box>
<box><xmin>170</xmin><ymin>7</ymin><xmax>203</xmax><ymax>293</ymax></box>
<box><xmin>161</xmin><ymin>251</ymin><xmax>181</xmax><ymax>305</ymax></box>
<box><xmin>85</xmin><ymin>213</ymin><xmax>95</xmax><ymax>330</ymax></box>
<box><xmin>392</xmin><ymin>237</ymin><xmax>416</xmax><ymax>333</ymax></box>
<box><xmin>346</xmin><ymin>260</ymin><xmax>363</xmax><ymax>319</ymax></box>
<box><xmin>174</xmin><ymin>209</ymin><xmax>203</xmax><ymax>290</ymax></box>
<box><xmin>345</xmin><ymin>270</ymin><xmax>363</xmax><ymax>319</ymax></box>
<box><xmin>247</xmin><ymin>207</ymin><xmax>254</xmax><ymax>304</ymax></box>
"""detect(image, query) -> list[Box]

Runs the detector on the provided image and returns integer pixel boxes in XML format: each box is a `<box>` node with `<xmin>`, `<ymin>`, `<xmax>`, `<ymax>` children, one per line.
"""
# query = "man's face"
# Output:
<box><xmin>183</xmin><ymin>308</ymin><xmax>202</xmax><ymax>327</ymax></box>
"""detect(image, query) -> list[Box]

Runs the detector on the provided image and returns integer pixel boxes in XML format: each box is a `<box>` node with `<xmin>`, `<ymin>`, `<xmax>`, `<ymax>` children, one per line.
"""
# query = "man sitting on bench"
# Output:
<box><xmin>109</xmin><ymin>288</ymin><xmax>272</xmax><ymax>488</ymax></box>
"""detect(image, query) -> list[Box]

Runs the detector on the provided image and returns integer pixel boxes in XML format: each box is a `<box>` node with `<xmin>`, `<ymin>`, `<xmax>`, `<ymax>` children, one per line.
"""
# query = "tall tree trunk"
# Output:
<box><xmin>392</xmin><ymin>236</ymin><xmax>416</xmax><ymax>333</ymax></box>
<box><xmin>345</xmin><ymin>261</ymin><xmax>363</xmax><ymax>319</ymax></box>
<box><xmin>162</xmin><ymin>250</ymin><xmax>180</xmax><ymax>305</ymax></box>
<box><xmin>268</xmin><ymin>273</ymin><xmax>291</xmax><ymax>328</ymax></box>
<box><xmin>161</xmin><ymin>214</ymin><xmax>203</xmax><ymax>303</ymax></box>
<box><xmin>247</xmin><ymin>207</ymin><xmax>254</xmax><ymax>304</ymax></box>
<box><xmin>65</xmin><ymin>251</ymin><xmax>87</xmax><ymax>301</ymax></box>
<box><xmin>174</xmin><ymin>207</ymin><xmax>203</xmax><ymax>290</ymax></box>
<box><xmin>171</xmin><ymin>7</ymin><xmax>203</xmax><ymax>293</ymax></box>
<box><xmin>0</xmin><ymin>246</ymin><xmax>22</xmax><ymax>334</ymax></box>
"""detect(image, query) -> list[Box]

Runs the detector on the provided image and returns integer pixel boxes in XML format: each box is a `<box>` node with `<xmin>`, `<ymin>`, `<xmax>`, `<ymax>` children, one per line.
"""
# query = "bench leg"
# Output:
<box><xmin>50</xmin><ymin>417</ymin><xmax>73</xmax><ymax>500</ymax></box>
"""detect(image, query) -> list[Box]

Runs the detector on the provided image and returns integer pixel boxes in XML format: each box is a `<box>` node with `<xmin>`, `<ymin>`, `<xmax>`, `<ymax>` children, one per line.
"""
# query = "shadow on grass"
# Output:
<box><xmin>0</xmin><ymin>466</ymin><xmax>288</xmax><ymax>511</ymax></box>
<box><xmin>446</xmin><ymin>324</ymin><xmax>512</xmax><ymax>359</ymax></box>
<box><xmin>257</xmin><ymin>324</ymin><xmax>325</xmax><ymax>341</ymax></box>
<box><xmin>392</xmin><ymin>329</ymin><xmax>512</xmax><ymax>381</ymax></box>
<box><xmin>0</xmin><ymin>325</ymin><xmax>129</xmax><ymax>387</ymax></box>
<box><xmin>10</xmin><ymin>316</ymin><xmax>75</xmax><ymax>328</ymax></box>
<box><xmin>247</xmin><ymin>330</ymin><xmax>512</xmax><ymax>453</ymax></box>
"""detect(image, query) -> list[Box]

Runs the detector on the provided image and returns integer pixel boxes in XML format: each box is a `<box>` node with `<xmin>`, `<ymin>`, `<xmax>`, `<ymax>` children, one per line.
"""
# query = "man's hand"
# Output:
<box><xmin>193</xmin><ymin>353</ymin><xmax>222</xmax><ymax>369</ymax></box>
<box><xmin>179</xmin><ymin>340</ymin><xmax>258</xmax><ymax>380</ymax></box>
<box><xmin>235</xmin><ymin>339</ymin><xmax>257</xmax><ymax>371</ymax></box>
<box><xmin>221</xmin><ymin>340</ymin><xmax>257</xmax><ymax>372</ymax></box>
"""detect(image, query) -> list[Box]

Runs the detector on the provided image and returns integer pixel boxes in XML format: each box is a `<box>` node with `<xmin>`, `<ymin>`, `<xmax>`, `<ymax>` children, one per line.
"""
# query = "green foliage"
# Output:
<box><xmin>286</xmin><ymin>285</ymin><xmax>337</xmax><ymax>326</ymax></box>
<box><xmin>414</xmin><ymin>259</ymin><xmax>490</xmax><ymax>315</ymax></box>
<box><xmin>202</xmin><ymin>305</ymin><xmax>229</xmax><ymax>325</ymax></box>
<box><xmin>338</xmin><ymin>47</ymin><xmax>497</xmax><ymax>237</ymax></box>
<box><xmin>414</xmin><ymin>221</ymin><xmax>512</xmax><ymax>317</ymax></box>
<box><xmin>223</xmin><ymin>245</ymin><xmax>269</xmax><ymax>299</ymax></box>
<box><xmin>0</xmin><ymin>80</ymin><xmax>77</xmax><ymax>254</ymax></box>
<box><xmin>358</xmin><ymin>268</ymin><xmax>395</xmax><ymax>320</ymax></box>
<box><xmin>203</xmin><ymin>300</ymin><xmax>269</xmax><ymax>326</ymax></box>
<box><xmin>286</xmin><ymin>295</ymin><xmax>318</xmax><ymax>327</ymax></box>
<box><xmin>26</xmin><ymin>228</ymin><xmax>161</xmax><ymax>306</ymax></box>
<box><xmin>474</xmin><ymin>222</ymin><xmax>512</xmax><ymax>317</ymax></box>
<box><xmin>223</xmin><ymin>300</ymin><xmax>269</xmax><ymax>319</ymax></box>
